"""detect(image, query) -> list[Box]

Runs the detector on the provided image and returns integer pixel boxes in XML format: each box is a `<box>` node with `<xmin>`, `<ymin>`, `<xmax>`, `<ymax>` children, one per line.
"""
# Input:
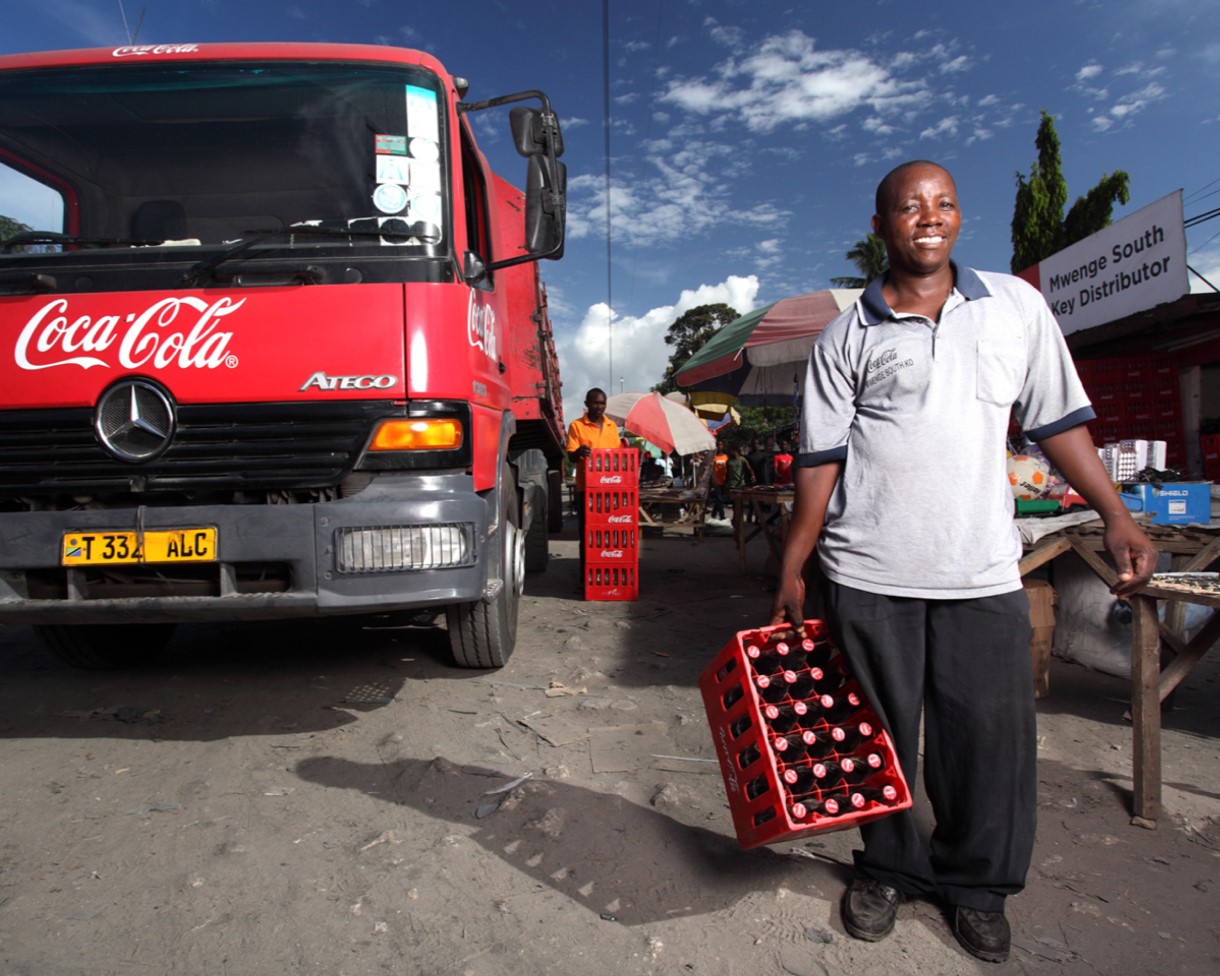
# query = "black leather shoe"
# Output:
<box><xmin>842</xmin><ymin>877</ymin><xmax>903</xmax><ymax>942</ymax></box>
<box><xmin>953</xmin><ymin>906</ymin><xmax>1011</xmax><ymax>963</ymax></box>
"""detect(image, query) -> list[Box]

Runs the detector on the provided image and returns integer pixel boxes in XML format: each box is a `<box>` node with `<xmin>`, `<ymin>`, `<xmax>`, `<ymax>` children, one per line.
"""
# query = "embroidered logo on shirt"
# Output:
<box><xmin>865</xmin><ymin>347</ymin><xmax>915</xmax><ymax>385</ymax></box>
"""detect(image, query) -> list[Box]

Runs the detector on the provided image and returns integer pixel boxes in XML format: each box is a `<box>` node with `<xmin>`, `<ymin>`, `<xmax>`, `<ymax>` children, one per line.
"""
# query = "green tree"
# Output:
<box><xmin>656</xmin><ymin>303</ymin><xmax>739</xmax><ymax>394</ymax></box>
<box><xmin>1011</xmin><ymin>111</ymin><xmax>1130</xmax><ymax>272</ymax></box>
<box><xmin>830</xmin><ymin>232</ymin><xmax>888</xmax><ymax>288</ymax></box>
<box><xmin>0</xmin><ymin>214</ymin><xmax>32</xmax><ymax>247</ymax></box>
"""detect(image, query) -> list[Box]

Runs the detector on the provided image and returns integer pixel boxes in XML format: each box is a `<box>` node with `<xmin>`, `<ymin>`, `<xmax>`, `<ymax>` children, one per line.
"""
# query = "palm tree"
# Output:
<box><xmin>830</xmin><ymin>233</ymin><xmax>888</xmax><ymax>288</ymax></box>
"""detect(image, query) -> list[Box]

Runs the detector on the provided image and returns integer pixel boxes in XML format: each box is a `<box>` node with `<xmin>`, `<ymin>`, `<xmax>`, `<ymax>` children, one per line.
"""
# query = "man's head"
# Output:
<box><xmin>584</xmin><ymin>388</ymin><xmax>607</xmax><ymax>422</ymax></box>
<box><xmin>872</xmin><ymin>160</ymin><xmax>960</xmax><ymax>278</ymax></box>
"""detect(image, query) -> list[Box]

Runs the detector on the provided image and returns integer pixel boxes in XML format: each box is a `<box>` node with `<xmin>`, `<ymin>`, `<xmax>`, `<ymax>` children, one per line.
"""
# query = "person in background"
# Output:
<box><xmin>772</xmin><ymin>440</ymin><xmax>795</xmax><ymax>485</ymax></box>
<box><xmin>565</xmin><ymin>388</ymin><xmax>622</xmax><ymax>580</ymax></box>
<box><xmin>747</xmin><ymin>439</ymin><xmax>770</xmax><ymax>485</ymax></box>
<box><xmin>770</xmin><ymin>160</ymin><xmax>1156</xmax><ymax>964</ymax></box>
<box><xmin>710</xmin><ymin>444</ymin><xmax>729</xmax><ymax>520</ymax></box>
<box><xmin>725</xmin><ymin>443</ymin><xmax>756</xmax><ymax>527</ymax></box>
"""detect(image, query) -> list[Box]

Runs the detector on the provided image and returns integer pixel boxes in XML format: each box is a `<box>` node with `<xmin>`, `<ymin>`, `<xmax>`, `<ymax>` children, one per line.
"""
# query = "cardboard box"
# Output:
<box><xmin>1119</xmin><ymin>482</ymin><xmax>1211</xmax><ymax>525</ymax></box>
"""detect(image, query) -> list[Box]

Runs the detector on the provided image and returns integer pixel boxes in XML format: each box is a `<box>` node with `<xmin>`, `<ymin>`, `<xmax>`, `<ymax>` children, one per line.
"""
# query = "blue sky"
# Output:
<box><xmin>4</xmin><ymin>0</ymin><xmax>1219</xmax><ymax>424</ymax></box>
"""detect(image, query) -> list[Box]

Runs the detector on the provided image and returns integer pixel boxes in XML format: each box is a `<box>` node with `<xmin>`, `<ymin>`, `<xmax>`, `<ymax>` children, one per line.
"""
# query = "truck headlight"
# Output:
<box><xmin>335</xmin><ymin>524</ymin><xmax>474</xmax><ymax>573</ymax></box>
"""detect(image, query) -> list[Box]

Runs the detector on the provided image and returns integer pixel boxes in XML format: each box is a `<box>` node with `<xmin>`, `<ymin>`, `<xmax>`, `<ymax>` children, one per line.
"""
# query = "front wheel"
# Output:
<box><xmin>446</xmin><ymin>468</ymin><xmax>522</xmax><ymax>669</ymax></box>
<box><xmin>35</xmin><ymin>622</ymin><xmax>177</xmax><ymax>669</ymax></box>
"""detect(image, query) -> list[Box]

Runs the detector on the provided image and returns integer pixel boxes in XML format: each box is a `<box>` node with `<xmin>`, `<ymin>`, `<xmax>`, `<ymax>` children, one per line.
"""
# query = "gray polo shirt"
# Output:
<box><xmin>798</xmin><ymin>265</ymin><xmax>1093</xmax><ymax>599</ymax></box>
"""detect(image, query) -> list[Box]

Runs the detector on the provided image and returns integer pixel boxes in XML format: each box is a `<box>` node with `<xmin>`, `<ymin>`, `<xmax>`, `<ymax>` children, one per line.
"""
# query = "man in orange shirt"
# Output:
<box><xmin>565</xmin><ymin>388</ymin><xmax>621</xmax><ymax>578</ymax></box>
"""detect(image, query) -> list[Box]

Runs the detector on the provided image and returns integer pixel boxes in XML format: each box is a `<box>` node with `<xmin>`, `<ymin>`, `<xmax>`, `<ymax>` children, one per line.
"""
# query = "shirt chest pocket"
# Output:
<box><xmin>975</xmin><ymin>339</ymin><xmax>1026</xmax><ymax>406</ymax></box>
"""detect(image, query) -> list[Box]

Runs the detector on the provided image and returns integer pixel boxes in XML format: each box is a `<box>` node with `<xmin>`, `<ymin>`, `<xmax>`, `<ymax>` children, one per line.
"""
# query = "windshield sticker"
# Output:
<box><xmin>410</xmin><ymin>192</ymin><xmax>442</xmax><ymax>224</ymax></box>
<box><xmin>374</xmin><ymin>134</ymin><xmax>407</xmax><ymax>155</ymax></box>
<box><xmin>373</xmin><ymin>183</ymin><xmax>408</xmax><ymax>215</ymax></box>
<box><xmin>376</xmin><ymin>155</ymin><xmax>412</xmax><ymax>184</ymax></box>
<box><xmin>405</xmin><ymin>86</ymin><xmax>440</xmax><ymax>143</ymax></box>
<box><xmin>409</xmin><ymin>137</ymin><xmax>439</xmax><ymax>162</ymax></box>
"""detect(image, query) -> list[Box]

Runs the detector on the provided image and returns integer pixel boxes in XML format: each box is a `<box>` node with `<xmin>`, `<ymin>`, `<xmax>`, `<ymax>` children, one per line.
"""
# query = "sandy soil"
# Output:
<box><xmin>0</xmin><ymin>520</ymin><xmax>1216</xmax><ymax>976</ymax></box>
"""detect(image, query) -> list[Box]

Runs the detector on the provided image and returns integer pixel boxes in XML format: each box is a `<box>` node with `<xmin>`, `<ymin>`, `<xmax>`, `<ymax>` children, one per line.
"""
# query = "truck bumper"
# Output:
<box><xmin>0</xmin><ymin>473</ymin><xmax>494</xmax><ymax>625</ymax></box>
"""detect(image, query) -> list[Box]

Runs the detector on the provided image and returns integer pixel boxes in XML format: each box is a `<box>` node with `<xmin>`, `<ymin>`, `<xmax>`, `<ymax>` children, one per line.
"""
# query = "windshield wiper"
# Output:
<box><xmin>179</xmin><ymin>223</ymin><xmax>420</xmax><ymax>286</ymax></box>
<box><xmin>1</xmin><ymin>230</ymin><xmax>161</xmax><ymax>254</ymax></box>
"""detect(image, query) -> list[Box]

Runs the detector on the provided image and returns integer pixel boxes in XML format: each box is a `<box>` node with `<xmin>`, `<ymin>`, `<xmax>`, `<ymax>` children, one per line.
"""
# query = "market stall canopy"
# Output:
<box><xmin>675</xmin><ymin>289</ymin><xmax>863</xmax><ymax>404</ymax></box>
<box><xmin>605</xmin><ymin>391</ymin><xmax>717</xmax><ymax>456</ymax></box>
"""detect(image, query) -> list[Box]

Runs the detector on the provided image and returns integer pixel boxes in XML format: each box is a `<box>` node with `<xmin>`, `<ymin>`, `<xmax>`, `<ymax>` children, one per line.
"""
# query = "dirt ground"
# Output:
<box><xmin>0</xmin><ymin>518</ymin><xmax>1217</xmax><ymax>976</ymax></box>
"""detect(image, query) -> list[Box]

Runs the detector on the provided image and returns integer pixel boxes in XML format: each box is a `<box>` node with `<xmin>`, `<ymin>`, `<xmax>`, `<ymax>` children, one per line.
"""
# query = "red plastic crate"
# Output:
<box><xmin>584</xmin><ymin>448</ymin><xmax>639</xmax><ymax>489</ymax></box>
<box><xmin>699</xmin><ymin>620</ymin><xmax>912</xmax><ymax>849</ymax></box>
<box><xmin>585</xmin><ymin>487</ymin><xmax>639</xmax><ymax>523</ymax></box>
<box><xmin>583</xmin><ymin>560</ymin><xmax>638</xmax><ymax>601</ymax></box>
<box><xmin>584</xmin><ymin>524</ymin><xmax>639</xmax><ymax>558</ymax></box>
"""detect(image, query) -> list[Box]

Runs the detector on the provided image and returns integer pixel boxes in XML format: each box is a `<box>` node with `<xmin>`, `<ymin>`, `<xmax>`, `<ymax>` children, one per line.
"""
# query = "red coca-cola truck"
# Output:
<box><xmin>0</xmin><ymin>42</ymin><xmax>568</xmax><ymax>669</ymax></box>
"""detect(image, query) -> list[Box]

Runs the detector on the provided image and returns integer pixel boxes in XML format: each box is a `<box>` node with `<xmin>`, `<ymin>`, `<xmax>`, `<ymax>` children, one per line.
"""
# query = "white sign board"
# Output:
<box><xmin>1036</xmin><ymin>190</ymin><xmax>1187</xmax><ymax>335</ymax></box>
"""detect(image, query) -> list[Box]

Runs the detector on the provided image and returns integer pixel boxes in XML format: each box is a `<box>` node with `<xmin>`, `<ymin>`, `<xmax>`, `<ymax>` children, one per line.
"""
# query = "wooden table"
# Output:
<box><xmin>731</xmin><ymin>488</ymin><xmax>794</xmax><ymax>574</ymax></box>
<box><xmin>638</xmin><ymin>484</ymin><xmax>711</xmax><ymax>538</ymax></box>
<box><xmin>1020</xmin><ymin>518</ymin><xmax>1220</xmax><ymax>824</ymax></box>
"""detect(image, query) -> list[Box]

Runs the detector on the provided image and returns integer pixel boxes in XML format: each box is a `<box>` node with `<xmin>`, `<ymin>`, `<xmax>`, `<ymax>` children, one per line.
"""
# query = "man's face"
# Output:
<box><xmin>585</xmin><ymin>392</ymin><xmax>607</xmax><ymax>421</ymax></box>
<box><xmin>872</xmin><ymin>164</ymin><xmax>960</xmax><ymax>277</ymax></box>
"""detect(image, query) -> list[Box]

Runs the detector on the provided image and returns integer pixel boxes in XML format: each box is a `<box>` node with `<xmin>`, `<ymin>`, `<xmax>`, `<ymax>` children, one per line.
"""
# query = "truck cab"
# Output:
<box><xmin>0</xmin><ymin>43</ymin><xmax>566</xmax><ymax>669</ymax></box>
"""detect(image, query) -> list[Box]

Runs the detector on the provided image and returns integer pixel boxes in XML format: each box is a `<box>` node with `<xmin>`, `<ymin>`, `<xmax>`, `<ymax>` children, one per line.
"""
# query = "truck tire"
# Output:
<box><xmin>35</xmin><ymin>623</ymin><xmax>177</xmax><ymax>669</ymax></box>
<box><xmin>524</xmin><ymin>486</ymin><xmax>549</xmax><ymax>573</ymax></box>
<box><xmin>446</xmin><ymin>468</ymin><xmax>522</xmax><ymax>669</ymax></box>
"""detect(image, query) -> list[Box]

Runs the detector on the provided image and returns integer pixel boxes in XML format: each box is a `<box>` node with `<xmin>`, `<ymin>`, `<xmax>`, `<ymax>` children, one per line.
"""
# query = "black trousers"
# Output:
<box><xmin>821</xmin><ymin>580</ymin><xmax>1036</xmax><ymax>912</ymax></box>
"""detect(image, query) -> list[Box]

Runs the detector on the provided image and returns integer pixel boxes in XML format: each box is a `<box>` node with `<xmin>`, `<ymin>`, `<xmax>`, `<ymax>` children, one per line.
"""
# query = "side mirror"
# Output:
<box><xmin>524</xmin><ymin>155</ymin><xmax>566</xmax><ymax>259</ymax></box>
<box><xmin>462</xmin><ymin>249</ymin><xmax>488</xmax><ymax>285</ymax></box>
<box><xmin>510</xmin><ymin>106</ymin><xmax>565</xmax><ymax>158</ymax></box>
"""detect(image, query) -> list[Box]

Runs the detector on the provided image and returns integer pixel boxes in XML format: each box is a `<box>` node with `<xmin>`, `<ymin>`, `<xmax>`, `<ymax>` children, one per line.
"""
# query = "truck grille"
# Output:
<box><xmin>0</xmin><ymin>401</ymin><xmax>390</xmax><ymax>498</ymax></box>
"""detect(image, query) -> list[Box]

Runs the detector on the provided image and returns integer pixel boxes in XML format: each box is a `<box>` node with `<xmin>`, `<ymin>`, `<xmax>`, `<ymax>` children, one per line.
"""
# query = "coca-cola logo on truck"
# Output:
<box><xmin>14</xmin><ymin>297</ymin><xmax>243</xmax><ymax>371</ymax></box>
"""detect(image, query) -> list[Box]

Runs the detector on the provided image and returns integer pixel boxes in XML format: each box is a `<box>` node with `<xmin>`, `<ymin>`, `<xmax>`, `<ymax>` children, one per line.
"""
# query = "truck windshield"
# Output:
<box><xmin>0</xmin><ymin>59</ymin><xmax>447</xmax><ymax>257</ymax></box>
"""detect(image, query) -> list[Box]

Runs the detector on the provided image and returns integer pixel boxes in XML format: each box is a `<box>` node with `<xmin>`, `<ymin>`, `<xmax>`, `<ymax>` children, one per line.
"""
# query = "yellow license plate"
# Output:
<box><xmin>61</xmin><ymin>528</ymin><xmax>218</xmax><ymax>566</ymax></box>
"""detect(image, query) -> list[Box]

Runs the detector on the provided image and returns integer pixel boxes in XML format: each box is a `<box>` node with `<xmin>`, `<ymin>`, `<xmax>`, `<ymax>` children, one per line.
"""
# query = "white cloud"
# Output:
<box><xmin>564</xmin><ymin>140</ymin><xmax>793</xmax><ymax>249</ymax></box>
<box><xmin>659</xmin><ymin>30</ymin><xmax>933</xmax><ymax>134</ymax></box>
<box><xmin>1091</xmin><ymin>81</ymin><xmax>1168</xmax><ymax>131</ymax></box>
<box><xmin>556</xmin><ymin>276</ymin><xmax>761</xmax><ymax>425</ymax></box>
<box><xmin>919</xmin><ymin>116</ymin><xmax>960</xmax><ymax>140</ymax></box>
<box><xmin>1076</xmin><ymin>63</ymin><xmax>1104</xmax><ymax>82</ymax></box>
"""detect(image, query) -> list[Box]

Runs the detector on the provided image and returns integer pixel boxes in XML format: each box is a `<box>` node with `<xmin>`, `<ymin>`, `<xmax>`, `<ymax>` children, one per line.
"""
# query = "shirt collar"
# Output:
<box><xmin>858</xmin><ymin>262</ymin><xmax>992</xmax><ymax>326</ymax></box>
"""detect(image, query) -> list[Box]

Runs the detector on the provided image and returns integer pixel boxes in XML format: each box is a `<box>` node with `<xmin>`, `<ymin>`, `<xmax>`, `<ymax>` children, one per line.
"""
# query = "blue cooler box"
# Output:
<box><xmin>1119</xmin><ymin>482</ymin><xmax>1211</xmax><ymax>525</ymax></box>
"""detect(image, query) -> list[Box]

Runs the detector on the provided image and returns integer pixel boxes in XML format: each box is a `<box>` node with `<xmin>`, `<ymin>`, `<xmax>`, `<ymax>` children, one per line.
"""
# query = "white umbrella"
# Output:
<box><xmin>604</xmin><ymin>392</ymin><xmax>717</xmax><ymax>456</ymax></box>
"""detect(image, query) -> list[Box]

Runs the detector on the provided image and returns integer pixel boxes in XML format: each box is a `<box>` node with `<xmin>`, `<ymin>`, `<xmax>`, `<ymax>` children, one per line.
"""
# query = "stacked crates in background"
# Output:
<box><xmin>583</xmin><ymin>448</ymin><xmax>639</xmax><ymax>601</ymax></box>
<box><xmin>1075</xmin><ymin>355</ymin><xmax>1184</xmax><ymax>468</ymax></box>
<box><xmin>699</xmin><ymin>620</ymin><xmax>912</xmax><ymax>849</ymax></box>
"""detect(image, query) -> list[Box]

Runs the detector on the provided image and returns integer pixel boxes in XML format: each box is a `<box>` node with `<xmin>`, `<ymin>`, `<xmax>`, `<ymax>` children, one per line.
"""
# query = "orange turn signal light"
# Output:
<box><xmin>370</xmin><ymin>418</ymin><xmax>463</xmax><ymax>451</ymax></box>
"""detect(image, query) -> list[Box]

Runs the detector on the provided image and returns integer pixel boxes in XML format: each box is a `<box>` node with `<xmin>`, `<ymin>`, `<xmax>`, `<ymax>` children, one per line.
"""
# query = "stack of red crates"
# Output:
<box><xmin>699</xmin><ymin>620</ymin><xmax>912</xmax><ymax>849</ymax></box>
<box><xmin>583</xmin><ymin>448</ymin><xmax>639</xmax><ymax>601</ymax></box>
<box><xmin>1074</xmin><ymin>354</ymin><xmax>1184</xmax><ymax>467</ymax></box>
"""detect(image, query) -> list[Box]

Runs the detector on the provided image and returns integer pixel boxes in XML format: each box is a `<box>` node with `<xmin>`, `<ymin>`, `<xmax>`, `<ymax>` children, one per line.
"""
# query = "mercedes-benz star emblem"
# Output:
<box><xmin>94</xmin><ymin>379</ymin><xmax>176</xmax><ymax>462</ymax></box>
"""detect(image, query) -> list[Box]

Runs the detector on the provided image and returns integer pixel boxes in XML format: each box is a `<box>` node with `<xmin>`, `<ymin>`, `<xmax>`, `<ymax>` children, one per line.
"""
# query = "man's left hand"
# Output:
<box><xmin>1104</xmin><ymin>519</ymin><xmax>1158</xmax><ymax>598</ymax></box>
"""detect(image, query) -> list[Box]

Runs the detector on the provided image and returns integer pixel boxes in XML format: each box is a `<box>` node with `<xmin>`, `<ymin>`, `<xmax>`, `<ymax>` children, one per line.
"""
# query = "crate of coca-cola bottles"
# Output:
<box><xmin>584</xmin><ymin>448</ymin><xmax>640</xmax><ymax>601</ymax></box>
<box><xmin>698</xmin><ymin>620</ymin><xmax>912</xmax><ymax>849</ymax></box>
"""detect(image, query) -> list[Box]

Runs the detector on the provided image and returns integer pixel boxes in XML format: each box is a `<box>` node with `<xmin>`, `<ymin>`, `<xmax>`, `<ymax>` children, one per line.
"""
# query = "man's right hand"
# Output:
<box><xmin>769</xmin><ymin>575</ymin><xmax>805</xmax><ymax>634</ymax></box>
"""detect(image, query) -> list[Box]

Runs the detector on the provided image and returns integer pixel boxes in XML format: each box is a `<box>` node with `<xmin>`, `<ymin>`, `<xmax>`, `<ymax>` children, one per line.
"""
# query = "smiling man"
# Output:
<box><xmin>771</xmin><ymin>161</ymin><xmax>1156</xmax><ymax>963</ymax></box>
